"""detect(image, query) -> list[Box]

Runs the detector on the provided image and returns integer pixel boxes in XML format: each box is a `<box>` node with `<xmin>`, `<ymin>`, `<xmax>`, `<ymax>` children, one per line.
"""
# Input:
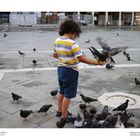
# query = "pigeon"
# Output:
<box><xmin>120</xmin><ymin>110</ymin><xmax>135</xmax><ymax>127</ymax></box>
<box><xmin>11</xmin><ymin>92</ymin><xmax>22</xmax><ymax>102</ymax></box>
<box><xmin>74</xmin><ymin>113</ymin><xmax>83</xmax><ymax>128</ymax></box>
<box><xmin>79</xmin><ymin>104</ymin><xmax>87</xmax><ymax>110</ymax></box>
<box><xmin>50</xmin><ymin>89</ymin><xmax>58</xmax><ymax>96</ymax></box>
<box><xmin>33</xmin><ymin>48</ymin><xmax>36</xmax><ymax>52</ymax></box>
<box><xmin>91</xmin><ymin>119</ymin><xmax>102</xmax><ymax>128</ymax></box>
<box><xmin>80</xmin><ymin>94</ymin><xmax>98</xmax><ymax>104</ymax></box>
<box><xmin>135</xmin><ymin>77</ymin><xmax>140</xmax><ymax>86</ymax></box>
<box><xmin>38</xmin><ymin>104</ymin><xmax>53</xmax><ymax>114</ymax></box>
<box><xmin>96</xmin><ymin>37</ymin><xmax>110</xmax><ymax>51</ymax></box>
<box><xmin>115</xmin><ymin>114</ymin><xmax>125</xmax><ymax>128</ymax></box>
<box><xmin>89</xmin><ymin>46</ymin><xmax>106</xmax><ymax>61</ymax></box>
<box><xmin>123</xmin><ymin>51</ymin><xmax>127</xmax><ymax>56</ymax></box>
<box><xmin>89</xmin><ymin>107</ymin><xmax>97</xmax><ymax>115</ymax></box>
<box><xmin>3</xmin><ymin>33</ymin><xmax>7</xmax><ymax>37</ymax></box>
<box><xmin>18</xmin><ymin>50</ymin><xmax>25</xmax><ymax>56</ymax></box>
<box><xmin>85</xmin><ymin>39</ymin><xmax>90</xmax><ymax>43</ymax></box>
<box><xmin>32</xmin><ymin>59</ymin><xmax>37</xmax><ymax>66</ymax></box>
<box><xmin>105</xmin><ymin>63</ymin><xmax>115</xmax><ymax>69</ymax></box>
<box><xmin>110</xmin><ymin>57</ymin><xmax>116</xmax><ymax>63</ymax></box>
<box><xmin>20</xmin><ymin>110</ymin><xmax>33</xmax><ymax>120</ymax></box>
<box><xmin>126</xmin><ymin>53</ymin><xmax>131</xmax><ymax>61</ymax></box>
<box><xmin>113</xmin><ymin>99</ymin><xmax>129</xmax><ymax>112</ymax></box>
<box><xmin>95</xmin><ymin>37</ymin><xmax>128</xmax><ymax>61</ymax></box>
<box><xmin>103</xmin><ymin>115</ymin><xmax>118</xmax><ymax>128</ymax></box>
<box><xmin>116</xmin><ymin>33</ymin><xmax>119</xmax><ymax>36</ymax></box>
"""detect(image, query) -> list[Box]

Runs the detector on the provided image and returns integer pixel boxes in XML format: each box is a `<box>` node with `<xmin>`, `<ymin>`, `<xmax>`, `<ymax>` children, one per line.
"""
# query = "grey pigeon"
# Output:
<box><xmin>38</xmin><ymin>104</ymin><xmax>53</xmax><ymax>114</ymax></box>
<box><xmin>33</xmin><ymin>48</ymin><xmax>36</xmax><ymax>52</ymax></box>
<box><xmin>80</xmin><ymin>94</ymin><xmax>98</xmax><ymax>104</ymax></box>
<box><xmin>4</xmin><ymin>33</ymin><xmax>8</xmax><ymax>37</ymax></box>
<box><xmin>32</xmin><ymin>59</ymin><xmax>37</xmax><ymax>66</ymax></box>
<box><xmin>113</xmin><ymin>99</ymin><xmax>129</xmax><ymax>112</ymax></box>
<box><xmin>79</xmin><ymin>104</ymin><xmax>87</xmax><ymax>110</ymax></box>
<box><xmin>89</xmin><ymin>107</ymin><xmax>97</xmax><ymax>115</ymax></box>
<box><xmin>135</xmin><ymin>77</ymin><xmax>140</xmax><ymax>86</ymax></box>
<box><xmin>85</xmin><ymin>39</ymin><xmax>90</xmax><ymax>43</ymax></box>
<box><xmin>50</xmin><ymin>89</ymin><xmax>58</xmax><ymax>96</ymax></box>
<box><xmin>105</xmin><ymin>63</ymin><xmax>115</xmax><ymax>69</ymax></box>
<box><xmin>18</xmin><ymin>50</ymin><xmax>25</xmax><ymax>56</ymax></box>
<box><xmin>74</xmin><ymin>113</ymin><xmax>83</xmax><ymax>128</ymax></box>
<box><xmin>20</xmin><ymin>110</ymin><xmax>33</xmax><ymax>120</ymax></box>
<box><xmin>11</xmin><ymin>92</ymin><xmax>22</xmax><ymax>102</ymax></box>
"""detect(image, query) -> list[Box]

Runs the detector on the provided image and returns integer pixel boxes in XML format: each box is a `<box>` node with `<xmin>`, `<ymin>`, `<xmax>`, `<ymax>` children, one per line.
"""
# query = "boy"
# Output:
<box><xmin>53</xmin><ymin>20</ymin><xmax>105</xmax><ymax>128</ymax></box>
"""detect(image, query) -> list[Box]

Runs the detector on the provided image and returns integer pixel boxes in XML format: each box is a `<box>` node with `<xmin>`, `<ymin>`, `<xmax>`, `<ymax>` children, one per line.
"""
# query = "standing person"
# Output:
<box><xmin>53</xmin><ymin>20</ymin><xmax>105</xmax><ymax>128</ymax></box>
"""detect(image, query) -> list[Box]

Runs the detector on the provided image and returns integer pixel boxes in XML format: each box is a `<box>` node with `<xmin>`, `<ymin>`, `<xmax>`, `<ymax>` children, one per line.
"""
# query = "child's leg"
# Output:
<box><xmin>62</xmin><ymin>97</ymin><xmax>71</xmax><ymax>118</ymax></box>
<box><xmin>57</xmin><ymin>93</ymin><xmax>64</xmax><ymax>113</ymax></box>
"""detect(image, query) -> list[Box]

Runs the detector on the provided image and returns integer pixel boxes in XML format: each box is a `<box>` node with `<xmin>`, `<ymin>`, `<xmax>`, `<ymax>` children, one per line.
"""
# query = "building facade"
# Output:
<box><xmin>0</xmin><ymin>12</ymin><xmax>140</xmax><ymax>27</ymax></box>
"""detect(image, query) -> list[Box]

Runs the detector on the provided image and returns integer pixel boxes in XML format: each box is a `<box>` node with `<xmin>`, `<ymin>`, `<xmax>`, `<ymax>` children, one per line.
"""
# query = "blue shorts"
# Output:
<box><xmin>57</xmin><ymin>66</ymin><xmax>79</xmax><ymax>99</ymax></box>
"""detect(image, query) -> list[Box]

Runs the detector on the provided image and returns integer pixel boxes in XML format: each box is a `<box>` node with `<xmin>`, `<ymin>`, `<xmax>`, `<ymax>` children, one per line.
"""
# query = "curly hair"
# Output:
<box><xmin>59</xmin><ymin>19</ymin><xmax>82</xmax><ymax>37</ymax></box>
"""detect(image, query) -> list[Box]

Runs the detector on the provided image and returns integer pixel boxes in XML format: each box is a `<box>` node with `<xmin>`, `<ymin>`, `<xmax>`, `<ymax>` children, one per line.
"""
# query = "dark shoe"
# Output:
<box><xmin>56</xmin><ymin>111</ymin><xmax>62</xmax><ymax>117</ymax></box>
<box><xmin>56</xmin><ymin>111</ymin><xmax>72</xmax><ymax>117</ymax></box>
<box><xmin>56</xmin><ymin>118</ymin><xmax>66</xmax><ymax>128</ymax></box>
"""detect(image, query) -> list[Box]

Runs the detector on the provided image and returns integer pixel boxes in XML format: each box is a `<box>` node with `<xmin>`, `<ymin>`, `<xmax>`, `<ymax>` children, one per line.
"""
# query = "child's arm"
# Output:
<box><xmin>77</xmin><ymin>55</ymin><xmax>105</xmax><ymax>65</ymax></box>
<box><xmin>52</xmin><ymin>53</ymin><xmax>59</xmax><ymax>59</ymax></box>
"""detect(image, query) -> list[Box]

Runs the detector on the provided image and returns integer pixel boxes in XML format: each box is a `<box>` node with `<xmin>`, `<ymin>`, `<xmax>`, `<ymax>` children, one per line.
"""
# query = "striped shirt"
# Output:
<box><xmin>54</xmin><ymin>37</ymin><xmax>82</xmax><ymax>69</ymax></box>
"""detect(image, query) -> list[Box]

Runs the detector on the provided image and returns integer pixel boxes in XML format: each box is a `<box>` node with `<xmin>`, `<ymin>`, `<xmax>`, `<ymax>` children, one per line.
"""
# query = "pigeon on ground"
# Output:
<box><xmin>74</xmin><ymin>113</ymin><xmax>83</xmax><ymax>128</ymax></box>
<box><xmin>32</xmin><ymin>59</ymin><xmax>37</xmax><ymax>66</ymax></box>
<box><xmin>33</xmin><ymin>48</ymin><xmax>36</xmax><ymax>52</ymax></box>
<box><xmin>103</xmin><ymin>114</ymin><xmax>118</xmax><ymax>128</ymax></box>
<box><xmin>85</xmin><ymin>39</ymin><xmax>90</xmax><ymax>43</ymax></box>
<box><xmin>116</xmin><ymin>33</ymin><xmax>119</xmax><ymax>36</ymax></box>
<box><xmin>126</xmin><ymin>53</ymin><xmax>131</xmax><ymax>61</ymax></box>
<box><xmin>113</xmin><ymin>99</ymin><xmax>129</xmax><ymax>112</ymax></box>
<box><xmin>20</xmin><ymin>110</ymin><xmax>33</xmax><ymax>120</ymax></box>
<box><xmin>105</xmin><ymin>63</ymin><xmax>115</xmax><ymax>69</ymax></box>
<box><xmin>115</xmin><ymin>114</ymin><xmax>125</xmax><ymax>128</ymax></box>
<box><xmin>50</xmin><ymin>89</ymin><xmax>58</xmax><ymax>97</ymax></box>
<box><xmin>79</xmin><ymin>104</ymin><xmax>87</xmax><ymax>110</ymax></box>
<box><xmin>123</xmin><ymin>50</ymin><xmax>127</xmax><ymax>56</ymax></box>
<box><xmin>120</xmin><ymin>110</ymin><xmax>135</xmax><ymax>127</ymax></box>
<box><xmin>38</xmin><ymin>104</ymin><xmax>53</xmax><ymax>114</ymax></box>
<box><xmin>80</xmin><ymin>94</ymin><xmax>98</xmax><ymax>105</ymax></box>
<box><xmin>135</xmin><ymin>77</ymin><xmax>140</xmax><ymax>87</ymax></box>
<box><xmin>89</xmin><ymin>107</ymin><xmax>97</xmax><ymax>115</ymax></box>
<box><xmin>3</xmin><ymin>33</ymin><xmax>7</xmax><ymax>37</ymax></box>
<box><xmin>18</xmin><ymin>50</ymin><xmax>25</xmax><ymax>56</ymax></box>
<box><xmin>11</xmin><ymin>92</ymin><xmax>22</xmax><ymax>102</ymax></box>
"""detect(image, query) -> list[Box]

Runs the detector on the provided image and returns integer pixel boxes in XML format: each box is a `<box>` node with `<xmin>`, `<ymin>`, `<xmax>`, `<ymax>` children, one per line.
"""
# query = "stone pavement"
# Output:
<box><xmin>0</xmin><ymin>29</ymin><xmax>140</xmax><ymax>128</ymax></box>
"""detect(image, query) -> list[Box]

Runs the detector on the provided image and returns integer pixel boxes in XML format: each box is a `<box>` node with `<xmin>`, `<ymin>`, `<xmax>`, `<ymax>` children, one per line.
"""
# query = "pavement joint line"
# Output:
<box><xmin>1</xmin><ymin>48</ymin><xmax>140</xmax><ymax>54</ymax></box>
<box><xmin>1</xmin><ymin>63</ymin><xmax>140</xmax><ymax>73</ymax></box>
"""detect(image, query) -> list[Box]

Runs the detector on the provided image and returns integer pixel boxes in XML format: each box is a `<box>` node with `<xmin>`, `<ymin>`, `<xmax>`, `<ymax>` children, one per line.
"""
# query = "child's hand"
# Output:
<box><xmin>97</xmin><ymin>60</ymin><xmax>107</xmax><ymax>65</ymax></box>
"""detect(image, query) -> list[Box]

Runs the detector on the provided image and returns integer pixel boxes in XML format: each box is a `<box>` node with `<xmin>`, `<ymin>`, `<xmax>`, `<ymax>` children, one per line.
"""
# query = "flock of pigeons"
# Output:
<box><xmin>86</xmin><ymin>37</ymin><xmax>132</xmax><ymax>69</ymax></box>
<box><xmin>10</xmin><ymin>76</ymin><xmax>140</xmax><ymax>128</ymax></box>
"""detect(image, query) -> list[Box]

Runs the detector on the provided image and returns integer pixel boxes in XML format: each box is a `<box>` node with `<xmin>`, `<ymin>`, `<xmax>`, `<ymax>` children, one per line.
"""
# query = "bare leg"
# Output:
<box><xmin>62</xmin><ymin>97</ymin><xmax>71</xmax><ymax>118</ymax></box>
<box><xmin>57</xmin><ymin>93</ymin><xmax>64</xmax><ymax>113</ymax></box>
